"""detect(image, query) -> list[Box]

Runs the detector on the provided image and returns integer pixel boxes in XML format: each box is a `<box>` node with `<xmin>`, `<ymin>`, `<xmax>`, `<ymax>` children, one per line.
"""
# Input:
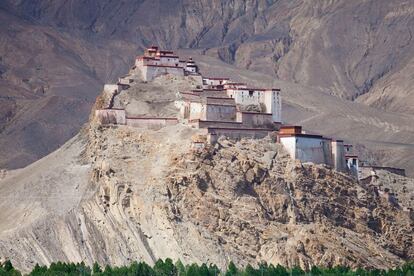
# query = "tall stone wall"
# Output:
<box><xmin>125</xmin><ymin>117</ymin><xmax>178</xmax><ymax>130</ymax></box>
<box><xmin>141</xmin><ymin>65</ymin><xmax>184</xmax><ymax>81</ymax></box>
<box><xmin>204</xmin><ymin>127</ymin><xmax>272</xmax><ymax>143</ymax></box>
<box><xmin>205</xmin><ymin>104</ymin><xmax>236</xmax><ymax>121</ymax></box>
<box><xmin>332</xmin><ymin>140</ymin><xmax>347</xmax><ymax>172</ymax></box>
<box><xmin>95</xmin><ymin>109</ymin><xmax>126</xmax><ymax>125</ymax></box>
<box><xmin>236</xmin><ymin>112</ymin><xmax>274</xmax><ymax>129</ymax></box>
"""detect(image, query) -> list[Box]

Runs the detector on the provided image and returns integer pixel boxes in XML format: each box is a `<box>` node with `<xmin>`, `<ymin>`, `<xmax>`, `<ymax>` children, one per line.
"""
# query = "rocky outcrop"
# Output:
<box><xmin>0</xmin><ymin>76</ymin><xmax>413</xmax><ymax>273</ymax></box>
<box><xmin>166</xmin><ymin>137</ymin><xmax>413</xmax><ymax>269</ymax></box>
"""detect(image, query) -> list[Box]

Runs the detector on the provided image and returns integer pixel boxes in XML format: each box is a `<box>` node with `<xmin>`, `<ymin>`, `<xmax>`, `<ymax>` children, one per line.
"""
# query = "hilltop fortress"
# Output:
<box><xmin>95</xmin><ymin>46</ymin><xmax>375</xmax><ymax>179</ymax></box>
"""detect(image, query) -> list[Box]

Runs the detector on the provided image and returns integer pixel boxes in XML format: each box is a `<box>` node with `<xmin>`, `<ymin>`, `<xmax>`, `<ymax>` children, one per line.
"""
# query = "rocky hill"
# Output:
<box><xmin>1</xmin><ymin>0</ymin><xmax>414</xmax><ymax>172</ymax></box>
<box><xmin>0</xmin><ymin>76</ymin><xmax>412</xmax><ymax>273</ymax></box>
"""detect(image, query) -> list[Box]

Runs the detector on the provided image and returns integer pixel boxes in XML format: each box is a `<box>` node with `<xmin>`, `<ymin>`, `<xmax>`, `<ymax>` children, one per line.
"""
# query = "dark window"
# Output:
<box><xmin>249</xmin><ymin>90</ymin><xmax>254</xmax><ymax>96</ymax></box>
<box><xmin>352</xmin><ymin>159</ymin><xmax>357</xmax><ymax>166</ymax></box>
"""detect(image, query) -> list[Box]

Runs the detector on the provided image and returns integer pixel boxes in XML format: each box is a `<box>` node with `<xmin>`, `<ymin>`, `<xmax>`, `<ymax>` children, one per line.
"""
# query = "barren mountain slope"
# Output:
<box><xmin>3</xmin><ymin>0</ymin><xmax>414</xmax><ymax>112</ymax></box>
<box><xmin>0</xmin><ymin>9</ymin><xmax>137</xmax><ymax>169</ymax></box>
<box><xmin>1</xmin><ymin>0</ymin><xmax>414</xmax><ymax>169</ymax></box>
<box><xmin>0</xmin><ymin>77</ymin><xmax>413</xmax><ymax>273</ymax></box>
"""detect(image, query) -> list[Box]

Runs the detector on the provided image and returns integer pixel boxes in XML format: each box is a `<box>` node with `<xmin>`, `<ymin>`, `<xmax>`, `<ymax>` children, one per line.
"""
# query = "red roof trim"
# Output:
<box><xmin>208</xmin><ymin>127</ymin><xmax>273</xmax><ymax>131</ymax></box>
<box><xmin>279</xmin><ymin>133</ymin><xmax>325</xmax><ymax>139</ymax></box>
<box><xmin>145</xmin><ymin>64</ymin><xmax>183</xmax><ymax>69</ymax></box>
<box><xmin>240</xmin><ymin>111</ymin><xmax>273</xmax><ymax>115</ymax></box>
<box><xmin>157</xmin><ymin>55</ymin><xmax>179</xmax><ymax>58</ymax></box>
<box><xmin>126</xmin><ymin>117</ymin><xmax>178</xmax><ymax>120</ymax></box>
<box><xmin>189</xmin><ymin>119</ymin><xmax>242</xmax><ymax>124</ymax></box>
<box><xmin>203</xmin><ymin>77</ymin><xmax>230</xmax><ymax>80</ymax></box>
<box><xmin>206</xmin><ymin>103</ymin><xmax>236</xmax><ymax>107</ymax></box>
<box><xmin>227</xmin><ymin>88</ymin><xmax>280</xmax><ymax>92</ymax></box>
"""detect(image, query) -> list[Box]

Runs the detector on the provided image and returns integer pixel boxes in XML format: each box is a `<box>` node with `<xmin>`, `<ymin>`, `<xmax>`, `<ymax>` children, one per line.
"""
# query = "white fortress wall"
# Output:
<box><xmin>295</xmin><ymin>136</ymin><xmax>327</xmax><ymax>164</ymax></box>
<box><xmin>103</xmin><ymin>84</ymin><xmax>120</xmax><ymax>93</ymax></box>
<box><xmin>145</xmin><ymin>65</ymin><xmax>184</xmax><ymax>81</ymax></box>
<box><xmin>205</xmin><ymin>104</ymin><xmax>237</xmax><ymax>121</ymax></box>
<box><xmin>280</xmin><ymin>136</ymin><xmax>297</xmax><ymax>159</ymax></box>
<box><xmin>203</xmin><ymin>127</ymin><xmax>272</xmax><ymax>143</ymax></box>
<box><xmin>332</xmin><ymin>140</ymin><xmax>347</xmax><ymax>172</ymax></box>
<box><xmin>228</xmin><ymin>89</ymin><xmax>262</xmax><ymax>106</ymax></box>
<box><xmin>237</xmin><ymin>112</ymin><xmax>273</xmax><ymax>128</ymax></box>
<box><xmin>189</xmin><ymin>102</ymin><xmax>205</xmax><ymax>120</ymax></box>
<box><xmin>263</xmin><ymin>90</ymin><xmax>282</xmax><ymax>122</ymax></box>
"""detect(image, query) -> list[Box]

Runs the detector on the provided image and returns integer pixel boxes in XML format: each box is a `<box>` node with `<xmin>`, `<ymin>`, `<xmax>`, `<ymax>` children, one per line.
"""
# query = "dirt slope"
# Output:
<box><xmin>0</xmin><ymin>77</ymin><xmax>412</xmax><ymax>273</ymax></box>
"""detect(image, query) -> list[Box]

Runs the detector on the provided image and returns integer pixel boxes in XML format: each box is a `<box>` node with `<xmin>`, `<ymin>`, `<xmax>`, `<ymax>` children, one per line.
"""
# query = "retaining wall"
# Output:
<box><xmin>126</xmin><ymin>117</ymin><xmax>178</xmax><ymax>130</ymax></box>
<box><xmin>95</xmin><ymin>109</ymin><xmax>126</xmax><ymax>125</ymax></box>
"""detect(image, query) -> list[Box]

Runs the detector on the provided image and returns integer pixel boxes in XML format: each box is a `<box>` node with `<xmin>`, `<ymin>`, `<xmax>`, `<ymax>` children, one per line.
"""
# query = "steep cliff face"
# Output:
<box><xmin>0</xmin><ymin>78</ymin><xmax>412</xmax><ymax>272</ymax></box>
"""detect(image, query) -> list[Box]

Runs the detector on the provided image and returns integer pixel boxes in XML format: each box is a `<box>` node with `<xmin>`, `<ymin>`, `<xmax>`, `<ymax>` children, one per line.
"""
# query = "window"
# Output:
<box><xmin>249</xmin><ymin>90</ymin><xmax>254</xmax><ymax>96</ymax></box>
<box><xmin>352</xmin><ymin>159</ymin><xmax>357</xmax><ymax>166</ymax></box>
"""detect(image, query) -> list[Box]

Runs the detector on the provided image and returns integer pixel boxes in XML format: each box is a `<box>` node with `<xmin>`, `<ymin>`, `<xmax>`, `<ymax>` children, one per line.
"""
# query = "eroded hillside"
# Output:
<box><xmin>0</xmin><ymin>78</ymin><xmax>412</xmax><ymax>272</ymax></box>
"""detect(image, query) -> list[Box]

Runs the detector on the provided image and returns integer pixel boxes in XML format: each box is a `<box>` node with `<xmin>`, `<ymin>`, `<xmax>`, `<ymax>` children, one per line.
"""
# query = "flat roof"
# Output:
<box><xmin>145</xmin><ymin>64</ymin><xmax>183</xmax><ymax>69</ymax></box>
<box><xmin>279</xmin><ymin>133</ymin><xmax>325</xmax><ymax>139</ymax></box>
<box><xmin>240</xmin><ymin>111</ymin><xmax>272</xmax><ymax>115</ymax></box>
<box><xmin>126</xmin><ymin>116</ymin><xmax>177</xmax><ymax>120</ymax></box>
<box><xmin>227</xmin><ymin>87</ymin><xmax>281</xmax><ymax>91</ymax></box>
<box><xmin>203</xmin><ymin>77</ymin><xmax>230</xmax><ymax>80</ymax></box>
<box><xmin>207</xmin><ymin>127</ymin><xmax>273</xmax><ymax>131</ymax></box>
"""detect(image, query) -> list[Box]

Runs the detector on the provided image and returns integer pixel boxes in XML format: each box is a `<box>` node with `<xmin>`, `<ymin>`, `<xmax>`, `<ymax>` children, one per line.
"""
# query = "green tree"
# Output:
<box><xmin>186</xmin><ymin>263</ymin><xmax>201</xmax><ymax>276</ymax></box>
<box><xmin>208</xmin><ymin>263</ymin><xmax>220</xmax><ymax>276</ymax></box>
<box><xmin>154</xmin><ymin>258</ymin><xmax>176</xmax><ymax>276</ymax></box>
<box><xmin>225</xmin><ymin>262</ymin><xmax>239</xmax><ymax>276</ymax></box>
<box><xmin>290</xmin><ymin>266</ymin><xmax>305</xmax><ymax>276</ymax></box>
<box><xmin>175</xmin><ymin>260</ymin><xmax>186</xmax><ymax>276</ymax></box>
<box><xmin>92</xmin><ymin>262</ymin><xmax>102</xmax><ymax>274</ymax></box>
<box><xmin>3</xmin><ymin>261</ymin><xmax>13</xmax><ymax>272</ymax></box>
<box><xmin>309</xmin><ymin>265</ymin><xmax>322</xmax><ymax>275</ymax></box>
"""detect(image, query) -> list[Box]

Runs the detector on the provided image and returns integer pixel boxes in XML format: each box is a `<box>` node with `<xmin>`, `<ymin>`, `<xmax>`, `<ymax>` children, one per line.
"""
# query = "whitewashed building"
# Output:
<box><xmin>135</xmin><ymin>46</ymin><xmax>199</xmax><ymax>81</ymax></box>
<box><xmin>226</xmin><ymin>87</ymin><xmax>282</xmax><ymax>123</ymax></box>
<box><xmin>344</xmin><ymin>144</ymin><xmax>360</xmax><ymax>178</ymax></box>
<box><xmin>279</xmin><ymin>126</ymin><xmax>332</xmax><ymax>166</ymax></box>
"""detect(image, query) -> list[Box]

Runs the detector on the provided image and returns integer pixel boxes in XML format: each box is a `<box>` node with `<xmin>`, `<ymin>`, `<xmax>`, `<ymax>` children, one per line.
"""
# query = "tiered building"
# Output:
<box><xmin>97</xmin><ymin>46</ymin><xmax>363</xmax><ymax>178</ymax></box>
<box><xmin>134</xmin><ymin>46</ymin><xmax>200</xmax><ymax>81</ymax></box>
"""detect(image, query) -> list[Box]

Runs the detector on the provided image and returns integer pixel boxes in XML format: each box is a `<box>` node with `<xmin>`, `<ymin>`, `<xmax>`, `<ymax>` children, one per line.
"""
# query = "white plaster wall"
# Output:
<box><xmin>205</xmin><ymin>105</ymin><xmax>236</xmax><ymax>121</ymax></box>
<box><xmin>296</xmin><ymin>137</ymin><xmax>326</xmax><ymax>164</ymax></box>
<box><xmin>280</xmin><ymin>137</ymin><xmax>297</xmax><ymax>159</ymax></box>
<box><xmin>189</xmin><ymin>102</ymin><xmax>205</xmax><ymax>120</ymax></box>
<box><xmin>332</xmin><ymin>141</ymin><xmax>347</xmax><ymax>172</ymax></box>
<box><xmin>144</xmin><ymin>66</ymin><xmax>184</xmax><ymax>81</ymax></box>
<box><xmin>346</xmin><ymin>158</ymin><xmax>359</xmax><ymax>178</ymax></box>
<box><xmin>238</xmin><ymin>112</ymin><xmax>273</xmax><ymax>128</ymax></box>
<box><xmin>281</xmin><ymin>136</ymin><xmax>328</xmax><ymax>164</ymax></box>
<box><xmin>228</xmin><ymin>89</ymin><xmax>261</xmax><ymax>106</ymax></box>
<box><xmin>103</xmin><ymin>84</ymin><xmax>119</xmax><ymax>93</ymax></box>
<box><xmin>186</xmin><ymin>66</ymin><xmax>197</xmax><ymax>73</ymax></box>
<box><xmin>263</xmin><ymin>91</ymin><xmax>282</xmax><ymax>123</ymax></box>
<box><xmin>159</xmin><ymin>56</ymin><xmax>180</xmax><ymax>66</ymax></box>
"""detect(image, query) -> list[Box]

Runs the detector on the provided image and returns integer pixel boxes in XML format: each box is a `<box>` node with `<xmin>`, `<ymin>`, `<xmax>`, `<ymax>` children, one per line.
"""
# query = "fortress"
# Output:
<box><xmin>96</xmin><ymin>46</ymin><xmax>362</xmax><ymax>178</ymax></box>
